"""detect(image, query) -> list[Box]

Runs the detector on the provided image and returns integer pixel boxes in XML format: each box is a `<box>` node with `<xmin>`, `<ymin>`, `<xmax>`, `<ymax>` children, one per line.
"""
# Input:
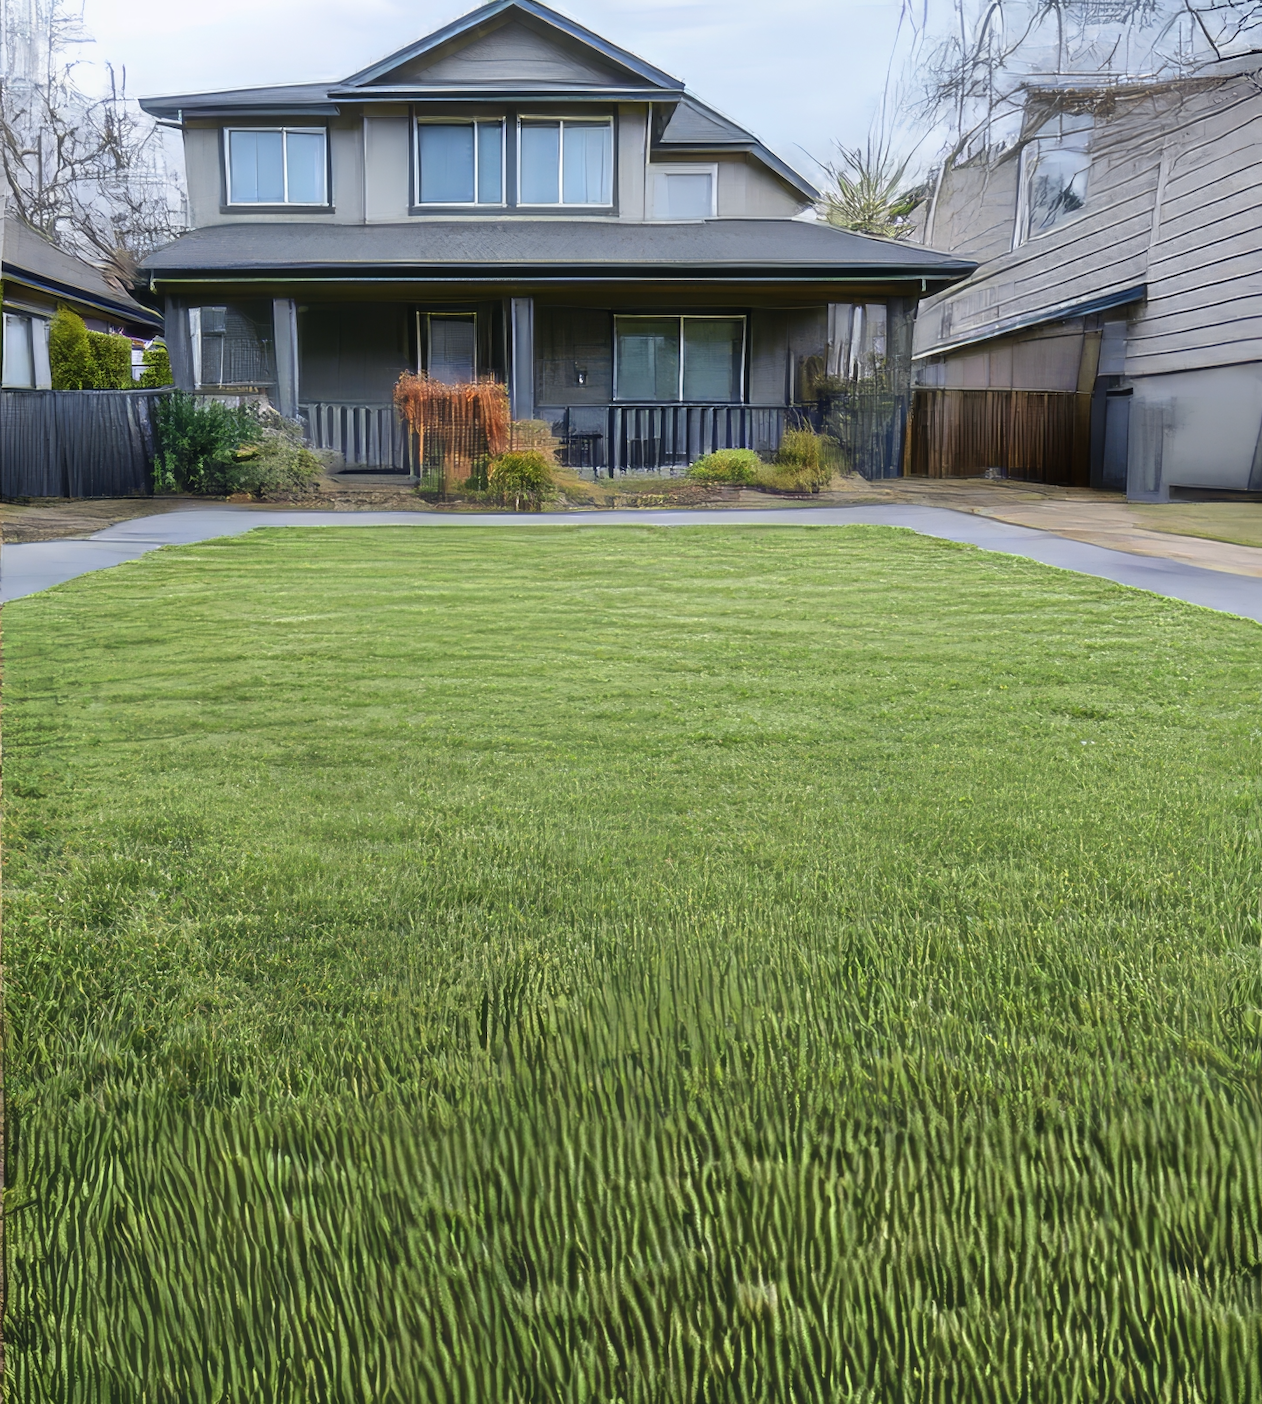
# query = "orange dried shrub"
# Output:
<box><xmin>393</xmin><ymin>373</ymin><xmax>510</xmax><ymax>483</ymax></box>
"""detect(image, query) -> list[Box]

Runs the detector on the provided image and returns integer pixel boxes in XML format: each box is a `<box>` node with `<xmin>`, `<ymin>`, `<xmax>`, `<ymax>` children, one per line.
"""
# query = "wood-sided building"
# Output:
<box><xmin>139</xmin><ymin>0</ymin><xmax>971</xmax><ymax>476</ymax></box>
<box><xmin>910</xmin><ymin>62</ymin><xmax>1262</xmax><ymax>498</ymax></box>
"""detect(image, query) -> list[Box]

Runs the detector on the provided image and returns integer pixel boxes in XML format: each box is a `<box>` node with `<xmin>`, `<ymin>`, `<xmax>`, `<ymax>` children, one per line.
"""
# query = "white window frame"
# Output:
<box><xmin>224</xmin><ymin>127</ymin><xmax>329</xmax><ymax>207</ymax></box>
<box><xmin>516</xmin><ymin>115</ymin><xmax>615</xmax><ymax>208</ymax></box>
<box><xmin>649</xmin><ymin>163</ymin><xmax>718</xmax><ymax>221</ymax></box>
<box><xmin>613</xmin><ymin>314</ymin><xmax>747</xmax><ymax>403</ymax></box>
<box><xmin>414</xmin><ymin>118</ymin><xmax>506</xmax><ymax>207</ymax></box>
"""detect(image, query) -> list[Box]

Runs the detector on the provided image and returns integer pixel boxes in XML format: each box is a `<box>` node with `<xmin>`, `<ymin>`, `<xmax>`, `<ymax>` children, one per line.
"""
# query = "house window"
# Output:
<box><xmin>227</xmin><ymin>128</ymin><xmax>328</xmax><ymax>205</ymax></box>
<box><xmin>614</xmin><ymin>316</ymin><xmax>745</xmax><ymax>402</ymax></box>
<box><xmin>519</xmin><ymin>118</ymin><xmax>613</xmax><ymax>206</ymax></box>
<box><xmin>651</xmin><ymin>165</ymin><xmax>716</xmax><ymax>220</ymax></box>
<box><xmin>422</xmin><ymin>312</ymin><xmax>477</xmax><ymax>384</ymax></box>
<box><xmin>416</xmin><ymin>121</ymin><xmax>504</xmax><ymax>205</ymax></box>
<box><xmin>1017</xmin><ymin>113</ymin><xmax>1092</xmax><ymax>244</ymax></box>
<box><xmin>2</xmin><ymin>313</ymin><xmax>35</xmax><ymax>387</ymax></box>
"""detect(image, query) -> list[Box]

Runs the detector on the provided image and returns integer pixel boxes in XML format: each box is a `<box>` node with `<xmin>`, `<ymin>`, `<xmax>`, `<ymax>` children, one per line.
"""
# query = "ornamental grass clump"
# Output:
<box><xmin>487</xmin><ymin>448</ymin><xmax>554</xmax><ymax>510</ymax></box>
<box><xmin>769</xmin><ymin>428</ymin><xmax>833</xmax><ymax>491</ymax></box>
<box><xmin>394</xmin><ymin>373</ymin><xmax>511</xmax><ymax>484</ymax></box>
<box><xmin>686</xmin><ymin>448</ymin><xmax>761</xmax><ymax>484</ymax></box>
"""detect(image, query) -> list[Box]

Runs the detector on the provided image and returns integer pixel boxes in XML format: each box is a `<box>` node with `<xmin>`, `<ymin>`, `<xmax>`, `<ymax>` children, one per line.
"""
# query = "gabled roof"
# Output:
<box><xmin>655</xmin><ymin>96</ymin><xmax>819</xmax><ymax>202</ymax></box>
<box><xmin>338</xmin><ymin>0</ymin><xmax>681</xmax><ymax>92</ymax></box>
<box><xmin>138</xmin><ymin>0</ymin><xmax>815</xmax><ymax>198</ymax></box>
<box><xmin>2</xmin><ymin>214</ymin><xmax>161</xmax><ymax>330</ymax></box>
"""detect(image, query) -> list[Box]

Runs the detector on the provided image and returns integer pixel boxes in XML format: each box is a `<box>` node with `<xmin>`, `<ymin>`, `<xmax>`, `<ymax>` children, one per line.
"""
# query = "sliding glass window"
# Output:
<box><xmin>227</xmin><ymin>129</ymin><xmax>327</xmax><ymax>205</ymax></box>
<box><xmin>614</xmin><ymin>317</ymin><xmax>745</xmax><ymax>402</ymax></box>
<box><xmin>518</xmin><ymin>118</ymin><xmax>613</xmax><ymax>206</ymax></box>
<box><xmin>416</xmin><ymin>121</ymin><xmax>504</xmax><ymax>205</ymax></box>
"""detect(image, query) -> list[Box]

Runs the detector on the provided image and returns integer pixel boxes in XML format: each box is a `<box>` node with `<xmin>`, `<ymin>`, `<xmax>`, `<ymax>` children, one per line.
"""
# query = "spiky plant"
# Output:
<box><xmin>820</xmin><ymin>143</ymin><xmax>924</xmax><ymax>240</ymax></box>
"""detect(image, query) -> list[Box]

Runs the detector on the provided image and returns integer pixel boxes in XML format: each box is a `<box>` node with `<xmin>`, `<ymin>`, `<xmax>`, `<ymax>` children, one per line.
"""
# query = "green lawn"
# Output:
<box><xmin>6</xmin><ymin>525</ymin><xmax>1262</xmax><ymax>1402</ymax></box>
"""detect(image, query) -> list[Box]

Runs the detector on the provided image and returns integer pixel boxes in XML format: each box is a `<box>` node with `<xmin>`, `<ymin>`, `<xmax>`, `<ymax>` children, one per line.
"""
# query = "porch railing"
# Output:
<box><xmin>302</xmin><ymin>402</ymin><xmax>415</xmax><ymax>472</ymax></box>
<box><xmin>301</xmin><ymin>399</ymin><xmax>793</xmax><ymax>477</ymax></box>
<box><xmin>540</xmin><ymin>403</ymin><xmax>789</xmax><ymax>475</ymax></box>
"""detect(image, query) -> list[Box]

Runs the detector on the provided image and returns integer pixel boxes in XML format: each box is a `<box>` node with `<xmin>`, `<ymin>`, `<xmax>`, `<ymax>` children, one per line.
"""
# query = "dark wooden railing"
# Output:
<box><xmin>302</xmin><ymin>400</ymin><xmax>792</xmax><ymax>477</ymax></box>
<box><xmin>540</xmin><ymin>403</ymin><xmax>789</xmax><ymax>475</ymax></box>
<box><xmin>302</xmin><ymin>402</ymin><xmax>415</xmax><ymax>472</ymax></box>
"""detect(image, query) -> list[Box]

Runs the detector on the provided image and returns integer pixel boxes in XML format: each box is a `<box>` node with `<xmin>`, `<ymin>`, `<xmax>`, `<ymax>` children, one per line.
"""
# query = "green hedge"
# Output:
<box><xmin>49</xmin><ymin>306</ymin><xmax>135</xmax><ymax>390</ymax></box>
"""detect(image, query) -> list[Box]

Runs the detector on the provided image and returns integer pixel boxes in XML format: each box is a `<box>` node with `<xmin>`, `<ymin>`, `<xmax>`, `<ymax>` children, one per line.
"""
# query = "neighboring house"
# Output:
<box><xmin>910</xmin><ymin>62</ymin><xmax>1262</xmax><ymax>499</ymax></box>
<box><xmin>138</xmin><ymin>0</ymin><xmax>971</xmax><ymax>475</ymax></box>
<box><xmin>1</xmin><ymin>204</ymin><xmax>162</xmax><ymax>388</ymax></box>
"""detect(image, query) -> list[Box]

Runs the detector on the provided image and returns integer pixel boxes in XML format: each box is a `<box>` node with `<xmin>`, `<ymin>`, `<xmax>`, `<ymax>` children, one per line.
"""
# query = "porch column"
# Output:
<box><xmin>510</xmin><ymin>297</ymin><xmax>534</xmax><ymax>421</ymax></box>
<box><xmin>273</xmin><ymin>297</ymin><xmax>300</xmax><ymax>419</ymax></box>
<box><xmin>164</xmin><ymin>298</ymin><xmax>196</xmax><ymax>392</ymax></box>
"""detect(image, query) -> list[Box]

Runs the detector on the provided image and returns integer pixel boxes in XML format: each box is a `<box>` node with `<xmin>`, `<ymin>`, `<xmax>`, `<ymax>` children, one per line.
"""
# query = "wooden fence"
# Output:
<box><xmin>0</xmin><ymin>389</ymin><xmax>167</xmax><ymax>499</ymax></box>
<box><xmin>908</xmin><ymin>389</ymin><xmax>1090</xmax><ymax>485</ymax></box>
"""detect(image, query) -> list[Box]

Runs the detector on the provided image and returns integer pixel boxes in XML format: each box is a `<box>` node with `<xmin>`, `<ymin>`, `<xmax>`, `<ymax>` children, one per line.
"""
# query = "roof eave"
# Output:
<box><xmin>326</xmin><ymin>85</ymin><xmax>683</xmax><ymax>102</ymax></box>
<box><xmin>914</xmin><ymin>282</ymin><xmax>1146</xmax><ymax>359</ymax></box>
<box><xmin>145</xmin><ymin>261</ymin><xmax>974</xmax><ymax>285</ymax></box>
<box><xmin>2</xmin><ymin>263</ymin><xmax>163</xmax><ymax>327</ymax></box>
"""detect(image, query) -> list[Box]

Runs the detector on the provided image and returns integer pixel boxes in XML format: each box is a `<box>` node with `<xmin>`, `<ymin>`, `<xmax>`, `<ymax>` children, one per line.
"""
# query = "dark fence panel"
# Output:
<box><xmin>908</xmin><ymin>389</ymin><xmax>1089</xmax><ymax>484</ymax></box>
<box><xmin>1</xmin><ymin>389</ymin><xmax>167</xmax><ymax>499</ymax></box>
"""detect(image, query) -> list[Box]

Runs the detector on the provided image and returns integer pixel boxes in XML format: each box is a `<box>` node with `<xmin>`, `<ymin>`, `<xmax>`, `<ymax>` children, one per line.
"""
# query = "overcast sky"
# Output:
<box><xmin>78</xmin><ymin>0</ymin><xmax>913</xmax><ymax>183</ymax></box>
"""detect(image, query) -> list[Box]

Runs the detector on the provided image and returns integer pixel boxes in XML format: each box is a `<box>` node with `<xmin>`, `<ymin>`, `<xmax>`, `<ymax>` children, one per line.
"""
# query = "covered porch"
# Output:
<box><xmin>149</xmin><ymin>219</ymin><xmax>974</xmax><ymax>482</ymax></box>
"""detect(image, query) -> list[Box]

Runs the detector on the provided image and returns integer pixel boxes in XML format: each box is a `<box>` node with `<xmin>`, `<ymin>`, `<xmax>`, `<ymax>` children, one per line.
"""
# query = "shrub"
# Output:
<box><xmin>488</xmin><ymin>449</ymin><xmax>554</xmax><ymax>510</ymax></box>
<box><xmin>510</xmin><ymin>419</ymin><xmax>559</xmax><ymax>464</ymax></box>
<box><xmin>228</xmin><ymin>414</ymin><xmax>324</xmax><ymax>497</ymax></box>
<box><xmin>49</xmin><ymin>307</ymin><xmax>95</xmax><ymax>389</ymax></box>
<box><xmin>152</xmin><ymin>390</ymin><xmax>263</xmax><ymax>495</ymax></box>
<box><xmin>768</xmin><ymin>428</ymin><xmax>833</xmax><ymax>492</ymax></box>
<box><xmin>87</xmin><ymin>330</ymin><xmax>134</xmax><ymax>389</ymax></box>
<box><xmin>138</xmin><ymin>343</ymin><xmax>173</xmax><ymax>388</ymax></box>
<box><xmin>685</xmin><ymin>449</ymin><xmax>761</xmax><ymax>484</ymax></box>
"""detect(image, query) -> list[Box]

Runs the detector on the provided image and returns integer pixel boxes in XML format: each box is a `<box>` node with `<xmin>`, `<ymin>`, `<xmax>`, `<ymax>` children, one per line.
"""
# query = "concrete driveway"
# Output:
<box><xmin>4</xmin><ymin>503</ymin><xmax>1262</xmax><ymax>622</ymax></box>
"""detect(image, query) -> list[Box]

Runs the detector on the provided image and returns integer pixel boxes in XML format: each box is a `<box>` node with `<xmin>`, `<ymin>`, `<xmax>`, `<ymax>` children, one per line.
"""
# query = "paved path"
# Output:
<box><xmin>4</xmin><ymin>504</ymin><xmax>1262</xmax><ymax>623</ymax></box>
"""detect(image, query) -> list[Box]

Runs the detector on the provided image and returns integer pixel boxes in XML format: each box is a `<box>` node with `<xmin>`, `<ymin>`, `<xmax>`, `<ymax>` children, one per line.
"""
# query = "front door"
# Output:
<box><xmin>424</xmin><ymin>312</ymin><xmax>477</xmax><ymax>384</ymax></box>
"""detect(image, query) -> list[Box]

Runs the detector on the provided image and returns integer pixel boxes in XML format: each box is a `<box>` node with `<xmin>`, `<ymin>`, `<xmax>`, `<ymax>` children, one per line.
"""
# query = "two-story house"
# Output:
<box><xmin>910</xmin><ymin>62</ymin><xmax>1262</xmax><ymax>499</ymax></box>
<box><xmin>139</xmin><ymin>0</ymin><xmax>971</xmax><ymax>476</ymax></box>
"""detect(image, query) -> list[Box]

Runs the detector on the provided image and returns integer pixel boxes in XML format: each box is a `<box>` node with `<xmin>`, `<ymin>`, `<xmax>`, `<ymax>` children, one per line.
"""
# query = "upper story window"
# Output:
<box><xmin>651</xmin><ymin>165</ymin><xmax>716</xmax><ymax>221</ymax></box>
<box><xmin>519</xmin><ymin>118</ymin><xmax>613</xmax><ymax>206</ymax></box>
<box><xmin>416</xmin><ymin>120</ymin><xmax>504</xmax><ymax>205</ymax></box>
<box><xmin>1017</xmin><ymin>113</ymin><xmax>1092</xmax><ymax>244</ymax></box>
<box><xmin>227</xmin><ymin>128</ymin><xmax>328</xmax><ymax>205</ymax></box>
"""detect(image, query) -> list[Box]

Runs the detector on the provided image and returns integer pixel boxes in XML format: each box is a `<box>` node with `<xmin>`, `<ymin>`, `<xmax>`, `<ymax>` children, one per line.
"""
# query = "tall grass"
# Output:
<box><xmin>5</xmin><ymin>525</ymin><xmax>1262</xmax><ymax>1400</ymax></box>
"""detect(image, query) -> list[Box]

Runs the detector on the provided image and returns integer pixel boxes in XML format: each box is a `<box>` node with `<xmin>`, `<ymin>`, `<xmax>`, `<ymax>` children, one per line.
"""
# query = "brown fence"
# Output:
<box><xmin>1</xmin><ymin>389</ymin><xmax>166</xmax><ymax>499</ymax></box>
<box><xmin>908</xmin><ymin>389</ymin><xmax>1090</xmax><ymax>485</ymax></box>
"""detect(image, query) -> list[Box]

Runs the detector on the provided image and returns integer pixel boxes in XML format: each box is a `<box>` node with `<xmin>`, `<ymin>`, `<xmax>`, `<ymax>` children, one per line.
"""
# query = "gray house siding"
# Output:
<box><xmin>142</xmin><ymin>0</ymin><xmax>973</xmax><ymax>479</ymax></box>
<box><xmin>913</xmin><ymin>70</ymin><xmax>1262</xmax><ymax>496</ymax></box>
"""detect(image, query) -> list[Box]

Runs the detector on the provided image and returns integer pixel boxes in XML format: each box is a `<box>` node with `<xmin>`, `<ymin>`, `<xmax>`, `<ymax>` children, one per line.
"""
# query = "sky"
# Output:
<box><xmin>75</xmin><ymin>0</ymin><xmax>915</xmax><ymax>184</ymax></box>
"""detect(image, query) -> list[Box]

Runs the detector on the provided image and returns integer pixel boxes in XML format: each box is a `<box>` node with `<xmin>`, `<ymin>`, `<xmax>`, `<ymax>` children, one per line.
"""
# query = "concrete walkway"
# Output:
<box><xmin>4</xmin><ymin>503</ymin><xmax>1262</xmax><ymax>623</ymax></box>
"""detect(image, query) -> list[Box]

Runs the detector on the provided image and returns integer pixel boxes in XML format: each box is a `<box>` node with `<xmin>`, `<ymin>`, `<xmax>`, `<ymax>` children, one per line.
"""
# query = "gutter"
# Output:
<box><xmin>914</xmin><ymin>283</ymin><xmax>1146</xmax><ymax>359</ymax></box>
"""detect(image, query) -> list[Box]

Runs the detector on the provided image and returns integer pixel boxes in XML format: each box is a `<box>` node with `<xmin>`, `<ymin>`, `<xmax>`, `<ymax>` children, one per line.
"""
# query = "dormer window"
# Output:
<box><xmin>416</xmin><ymin>120</ymin><xmax>505</xmax><ymax>205</ymax></box>
<box><xmin>519</xmin><ymin>118</ymin><xmax>613</xmax><ymax>206</ymax></box>
<box><xmin>226</xmin><ymin>128</ymin><xmax>328</xmax><ymax>205</ymax></box>
<box><xmin>651</xmin><ymin>165</ymin><xmax>716</xmax><ymax>220</ymax></box>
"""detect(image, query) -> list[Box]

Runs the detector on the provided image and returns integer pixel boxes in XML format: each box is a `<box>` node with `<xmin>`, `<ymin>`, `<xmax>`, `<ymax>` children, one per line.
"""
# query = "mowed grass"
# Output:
<box><xmin>5</xmin><ymin>524</ymin><xmax>1262</xmax><ymax>1402</ymax></box>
